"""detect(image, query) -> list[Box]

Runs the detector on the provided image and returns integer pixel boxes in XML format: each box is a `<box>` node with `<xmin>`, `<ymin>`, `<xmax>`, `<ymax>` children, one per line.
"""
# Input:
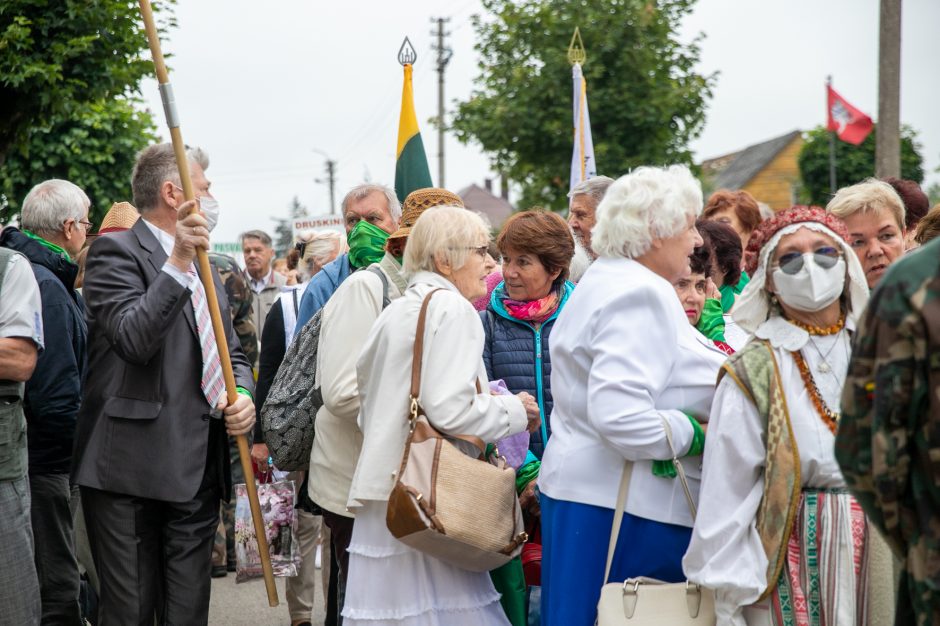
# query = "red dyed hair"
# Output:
<box><xmin>702</xmin><ymin>189</ymin><xmax>762</xmax><ymax>236</ymax></box>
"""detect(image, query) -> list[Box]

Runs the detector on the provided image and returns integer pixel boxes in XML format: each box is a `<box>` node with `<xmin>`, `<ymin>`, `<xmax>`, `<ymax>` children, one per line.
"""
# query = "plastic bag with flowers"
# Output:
<box><xmin>234</xmin><ymin>480</ymin><xmax>300</xmax><ymax>582</ymax></box>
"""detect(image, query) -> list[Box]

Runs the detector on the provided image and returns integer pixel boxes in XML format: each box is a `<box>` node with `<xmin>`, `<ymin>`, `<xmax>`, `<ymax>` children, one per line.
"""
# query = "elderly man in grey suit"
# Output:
<box><xmin>73</xmin><ymin>143</ymin><xmax>255</xmax><ymax>625</ymax></box>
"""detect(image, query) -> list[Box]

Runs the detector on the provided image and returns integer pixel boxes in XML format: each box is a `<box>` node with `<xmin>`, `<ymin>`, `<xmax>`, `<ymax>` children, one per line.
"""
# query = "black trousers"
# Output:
<box><xmin>30</xmin><ymin>472</ymin><xmax>82</xmax><ymax>625</ymax></box>
<box><xmin>81</xmin><ymin>423</ymin><xmax>225</xmax><ymax>626</ymax></box>
<box><xmin>321</xmin><ymin>508</ymin><xmax>354</xmax><ymax>626</ymax></box>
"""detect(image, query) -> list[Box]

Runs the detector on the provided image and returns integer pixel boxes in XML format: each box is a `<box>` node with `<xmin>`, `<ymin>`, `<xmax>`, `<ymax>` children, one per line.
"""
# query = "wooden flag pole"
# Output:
<box><xmin>137</xmin><ymin>0</ymin><xmax>279</xmax><ymax>607</ymax></box>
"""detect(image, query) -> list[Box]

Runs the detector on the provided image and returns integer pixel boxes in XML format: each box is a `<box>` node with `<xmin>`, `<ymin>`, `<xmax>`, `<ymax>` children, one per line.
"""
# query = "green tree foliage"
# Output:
<box><xmin>0</xmin><ymin>0</ymin><xmax>174</xmax><ymax>163</ymax></box>
<box><xmin>451</xmin><ymin>0</ymin><xmax>715</xmax><ymax>209</ymax></box>
<box><xmin>798</xmin><ymin>125</ymin><xmax>925</xmax><ymax>206</ymax></box>
<box><xmin>1</xmin><ymin>98</ymin><xmax>158</xmax><ymax>226</ymax></box>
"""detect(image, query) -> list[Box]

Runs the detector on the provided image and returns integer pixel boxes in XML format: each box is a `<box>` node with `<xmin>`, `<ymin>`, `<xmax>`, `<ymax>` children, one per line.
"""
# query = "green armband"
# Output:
<box><xmin>236</xmin><ymin>386</ymin><xmax>253</xmax><ymax>400</ymax></box>
<box><xmin>651</xmin><ymin>413</ymin><xmax>705</xmax><ymax>479</ymax></box>
<box><xmin>695</xmin><ymin>298</ymin><xmax>726</xmax><ymax>342</ymax></box>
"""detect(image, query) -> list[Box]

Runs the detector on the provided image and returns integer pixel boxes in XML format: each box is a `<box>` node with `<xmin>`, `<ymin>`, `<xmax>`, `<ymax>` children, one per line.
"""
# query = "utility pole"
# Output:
<box><xmin>875</xmin><ymin>0</ymin><xmax>902</xmax><ymax>178</ymax></box>
<box><xmin>431</xmin><ymin>17</ymin><xmax>452</xmax><ymax>187</ymax></box>
<box><xmin>313</xmin><ymin>149</ymin><xmax>337</xmax><ymax>214</ymax></box>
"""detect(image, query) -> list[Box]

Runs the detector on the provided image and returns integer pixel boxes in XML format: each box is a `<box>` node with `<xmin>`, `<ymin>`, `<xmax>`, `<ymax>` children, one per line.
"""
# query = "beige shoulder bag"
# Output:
<box><xmin>596</xmin><ymin>417</ymin><xmax>716</xmax><ymax>625</ymax></box>
<box><xmin>385</xmin><ymin>288</ymin><xmax>528</xmax><ymax>572</ymax></box>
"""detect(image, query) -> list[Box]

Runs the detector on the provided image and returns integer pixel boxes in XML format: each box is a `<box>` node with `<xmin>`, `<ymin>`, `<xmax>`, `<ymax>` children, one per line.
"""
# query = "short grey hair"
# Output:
<box><xmin>21</xmin><ymin>179</ymin><xmax>90</xmax><ymax>235</ymax></box>
<box><xmin>131</xmin><ymin>143</ymin><xmax>208</xmax><ymax>212</ymax></box>
<box><xmin>302</xmin><ymin>230</ymin><xmax>347</xmax><ymax>268</ymax></box>
<box><xmin>403</xmin><ymin>206</ymin><xmax>489</xmax><ymax>277</ymax></box>
<box><xmin>341</xmin><ymin>183</ymin><xmax>402</xmax><ymax>222</ymax></box>
<box><xmin>826</xmin><ymin>178</ymin><xmax>905</xmax><ymax>231</ymax></box>
<box><xmin>568</xmin><ymin>235</ymin><xmax>593</xmax><ymax>282</ymax></box>
<box><xmin>592</xmin><ymin>165</ymin><xmax>703</xmax><ymax>259</ymax></box>
<box><xmin>186</xmin><ymin>146</ymin><xmax>209</xmax><ymax>171</ymax></box>
<box><xmin>240</xmin><ymin>230</ymin><xmax>273</xmax><ymax>248</ymax></box>
<box><xmin>568</xmin><ymin>175</ymin><xmax>615</xmax><ymax>207</ymax></box>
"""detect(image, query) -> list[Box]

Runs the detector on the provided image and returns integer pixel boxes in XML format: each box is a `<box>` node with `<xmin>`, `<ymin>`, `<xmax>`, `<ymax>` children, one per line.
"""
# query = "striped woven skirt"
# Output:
<box><xmin>745</xmin><ymin>488</ymin><xmax>871</xmax><ymax>626</ymax></box>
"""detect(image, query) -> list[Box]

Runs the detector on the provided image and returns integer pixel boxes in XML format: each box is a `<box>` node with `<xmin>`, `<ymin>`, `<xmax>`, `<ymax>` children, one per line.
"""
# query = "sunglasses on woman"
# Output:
<box><xmin>775</xmin><ymin>246</ymin><xmax>842</xmax><ymax>275</ymax></box>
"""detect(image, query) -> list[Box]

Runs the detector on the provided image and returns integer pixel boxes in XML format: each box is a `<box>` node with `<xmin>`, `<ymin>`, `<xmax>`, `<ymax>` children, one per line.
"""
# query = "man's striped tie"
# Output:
<box><xmin>189</xmin><ymin>267</ymin><xmax>226</xmax><ymax>410</ymax></box>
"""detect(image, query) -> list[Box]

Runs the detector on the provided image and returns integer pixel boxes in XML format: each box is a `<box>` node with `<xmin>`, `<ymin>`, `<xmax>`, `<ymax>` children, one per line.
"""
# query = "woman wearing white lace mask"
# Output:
<box><xmin>683</xmin><ymin>206</ymin><xmax>894</xmax><ymax>625</ymax></box>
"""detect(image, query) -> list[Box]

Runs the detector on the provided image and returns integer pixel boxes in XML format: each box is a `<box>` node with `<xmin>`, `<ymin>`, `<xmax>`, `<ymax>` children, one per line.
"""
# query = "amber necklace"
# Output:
<box><xmin>785</xmin><ymin>311</ymin><xmax>846</xmax><ymax>336</ymax></box>
<box><xmin>791</xmin><ymin>349</ymin><xmax>839</xmax><ymax>434</ymax></box>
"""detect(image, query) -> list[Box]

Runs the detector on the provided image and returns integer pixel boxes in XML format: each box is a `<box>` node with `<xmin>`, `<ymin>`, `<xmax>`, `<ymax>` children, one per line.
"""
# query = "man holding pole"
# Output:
<box><xmin>73</xmin><ymin>143</ymin><xmax>256</xmax><ymax>625</ymax></box>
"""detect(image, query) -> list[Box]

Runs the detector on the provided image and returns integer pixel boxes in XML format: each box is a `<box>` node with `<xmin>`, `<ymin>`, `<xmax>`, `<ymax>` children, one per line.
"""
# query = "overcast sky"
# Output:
<box><xmin>140</xmin><ymin>0</ymin><xmax>940</xmax><ymax>244</ymax></box>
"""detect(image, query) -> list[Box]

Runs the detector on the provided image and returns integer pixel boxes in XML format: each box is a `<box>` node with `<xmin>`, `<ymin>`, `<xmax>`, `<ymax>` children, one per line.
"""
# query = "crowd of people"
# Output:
<box><xmin>1</xmin><ymin>140</ymin><xmax>939</xmax><ymax>626</ymax></box>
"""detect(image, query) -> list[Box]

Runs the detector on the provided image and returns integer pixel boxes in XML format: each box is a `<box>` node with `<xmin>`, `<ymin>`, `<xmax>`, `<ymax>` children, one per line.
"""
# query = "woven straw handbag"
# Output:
<box><xmin>386</xmin><ymin>289</ymin><xmax>528</xmax><ymax>572</ymax></box>
<box><xmin>596</xmin><ymin>417</ymin><xmax>716</xmax><ymax>625</ymax></box>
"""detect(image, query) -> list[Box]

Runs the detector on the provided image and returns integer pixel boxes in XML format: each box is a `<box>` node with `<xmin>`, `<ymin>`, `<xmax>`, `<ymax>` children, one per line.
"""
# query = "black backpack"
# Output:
<box><xmin>261</xmin><ymin>266</ymin><xmax>390</xmax><ymax>470</ymax></box>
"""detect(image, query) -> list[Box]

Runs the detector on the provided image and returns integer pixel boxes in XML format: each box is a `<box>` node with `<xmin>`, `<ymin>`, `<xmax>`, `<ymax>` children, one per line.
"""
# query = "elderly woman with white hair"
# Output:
<box><xmin>826</xmin><ymin>178</ymin><xmax>906</xmax><ymax>289</ymax></box>
<box><xmin>537</xmin><ymin>165</ymin><xmax>727</xmax><ymax>625</ymax></box>
<box><xmin>341</xmin><ymin>206</ymin><xmax>541</xmax><ymax>626</ymax></box>
<box><xmin>682</xmin><ymin>206</ymin><xmax>893</xmax><ymax>625</ymax></box>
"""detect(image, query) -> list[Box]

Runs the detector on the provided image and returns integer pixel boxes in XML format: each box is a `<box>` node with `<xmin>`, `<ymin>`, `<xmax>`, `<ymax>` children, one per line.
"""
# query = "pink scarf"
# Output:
<box><xmin>497</xmin><ymin>284</ymin><xmax>562</xmax><ymax>326</ymax></box>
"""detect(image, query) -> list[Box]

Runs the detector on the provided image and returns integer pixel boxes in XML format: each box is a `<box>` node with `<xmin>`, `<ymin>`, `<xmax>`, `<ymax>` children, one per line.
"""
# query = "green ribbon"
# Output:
<box><xmin>718</xmin><ymin>271</ymin><xmax>750</xmax><ymax>314</ymax></box>
<box><xmin>347</xmin><ymin>220</ymin><xmax>390</xmax><ymax>269</ymax></box>
<box><xmin>22</xmin><ymin>229</ymin><xmax>71</xmax><ymax>262</ymax></box>
<box><xmin>652</xmin><ymin>414</ymin><xmax>705</xmax><ymax>479</ymax></box>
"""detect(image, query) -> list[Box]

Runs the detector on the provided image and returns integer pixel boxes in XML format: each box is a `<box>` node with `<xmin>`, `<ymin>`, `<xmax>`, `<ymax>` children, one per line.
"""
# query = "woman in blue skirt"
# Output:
<box><xmin>537</xmin><ymin>166</ymin><xmax>726</xmax><ymax>626</ymax></box>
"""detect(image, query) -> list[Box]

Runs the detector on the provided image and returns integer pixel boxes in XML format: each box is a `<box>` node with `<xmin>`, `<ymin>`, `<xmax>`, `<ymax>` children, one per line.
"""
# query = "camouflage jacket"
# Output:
<box><xmin>837</xmin><ymin>237</ymin><xmax>940</xmax><ymax>626</ymax></box>
<box><xmin>208</xmin><ymin>252</ymin><xmax>259</xmax><ymax>372</ymax></box>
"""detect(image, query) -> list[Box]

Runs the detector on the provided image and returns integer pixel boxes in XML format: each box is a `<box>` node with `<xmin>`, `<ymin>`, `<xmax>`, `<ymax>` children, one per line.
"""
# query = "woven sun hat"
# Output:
<box><xmin>388</xmin><ymin>187</ymin><xmax>465</xmax><ymax>240</ymax></box>
<box><xmin>98</xmin><ymin>201</ymin><xmax>140</xmax><ymax>234</ymax></box>
<box><xmin>733</xmin><ymin>205</ymin><xmax>869</xmax><ymax>334</ymax></box>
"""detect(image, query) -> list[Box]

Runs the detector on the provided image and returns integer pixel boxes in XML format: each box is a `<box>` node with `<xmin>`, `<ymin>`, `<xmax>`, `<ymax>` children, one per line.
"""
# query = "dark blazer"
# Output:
<box><xmin>72</xmin><ymin>219</ymin><xmax>253</xmax><ymax>503</ymax></box>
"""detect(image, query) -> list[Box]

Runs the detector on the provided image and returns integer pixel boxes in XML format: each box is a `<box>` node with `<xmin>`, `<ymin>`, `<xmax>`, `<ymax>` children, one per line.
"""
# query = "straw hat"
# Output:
<box><xmin>388</xmin><ymin>187</ymin><xmax>464</xmax><ymax>240</ymax></box>
<box><xmin>98</xmin><ymin>201</ymin><xmax>140</xmax><ymax>234</ymax></box>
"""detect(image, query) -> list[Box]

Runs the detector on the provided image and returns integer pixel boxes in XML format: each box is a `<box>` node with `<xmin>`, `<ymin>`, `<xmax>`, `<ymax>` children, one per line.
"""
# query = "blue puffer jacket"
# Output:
<box><xmin>481</xmin><ymin>281</ymin><xmax>574</xmax><ymax>459</ymax></box>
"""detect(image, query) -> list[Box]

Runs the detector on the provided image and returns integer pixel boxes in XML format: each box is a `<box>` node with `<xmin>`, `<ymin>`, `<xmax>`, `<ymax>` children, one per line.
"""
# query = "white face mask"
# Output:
<box><xmin>199</xmin><ymin>196</ymin><xmax>221</xmax><ymax>232</ymax></box>
<box><xmin>772</xmin><ymin>255</ymin><xmax>846</xmax><ymax>312</ymax></box>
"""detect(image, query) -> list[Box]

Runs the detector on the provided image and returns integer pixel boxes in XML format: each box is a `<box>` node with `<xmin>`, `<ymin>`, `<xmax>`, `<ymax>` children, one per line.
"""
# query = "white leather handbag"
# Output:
<box><xmin>596</xmin><ymin>418</ymin><xmax>716</xmax><ymax>625</ymax></box>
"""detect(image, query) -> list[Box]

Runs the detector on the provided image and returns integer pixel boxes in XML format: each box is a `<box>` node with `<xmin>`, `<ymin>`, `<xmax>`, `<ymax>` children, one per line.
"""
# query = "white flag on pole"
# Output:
<box><xmin>569</xmin><ymin>62</ymin><xmax>597</xmax><ymax>191</ymax></box>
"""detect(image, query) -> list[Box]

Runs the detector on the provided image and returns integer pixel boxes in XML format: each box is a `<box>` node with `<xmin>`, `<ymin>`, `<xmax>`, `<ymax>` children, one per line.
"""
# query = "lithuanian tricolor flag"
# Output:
<box><xmin>395</xmin><ymin>63</ymin><xmax>432</xmax><ymax>202</ymax></box>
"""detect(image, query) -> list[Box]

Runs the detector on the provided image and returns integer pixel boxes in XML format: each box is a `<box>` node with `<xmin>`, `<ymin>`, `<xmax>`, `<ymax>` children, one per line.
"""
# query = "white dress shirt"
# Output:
<box><xmin>538</xmin><ymin>257</ymin><xmax>727</xmax><ymax>528</ymax></box>
<box><xmin>682</xmin><ymin>316</ymin><xmax>851</xmax><ymax>625</ymax></box>
<box><xmin>141</xmin><ymin>219</ymin><xmax>194</xmax><ymax>290</ymax></box>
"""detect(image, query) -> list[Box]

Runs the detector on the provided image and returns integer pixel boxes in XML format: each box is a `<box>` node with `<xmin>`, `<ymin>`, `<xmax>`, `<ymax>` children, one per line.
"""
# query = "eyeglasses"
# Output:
<box><xmin>774</xmin><ymin>246</ymin><xmax>841</xmax><ymax>275</ymax></box>
<box><xmin>66</xmin><ymin>219</ymin><xmax>94</xmax><ymax>232</ymax></box>
<box><xmin>466</xmin><ymin>245</ymin><xmax>489</xmax><ymax>258</ymax></box>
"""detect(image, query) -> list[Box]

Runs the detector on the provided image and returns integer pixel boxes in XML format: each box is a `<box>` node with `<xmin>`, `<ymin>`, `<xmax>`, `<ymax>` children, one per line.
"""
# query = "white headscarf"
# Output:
<box><xmin>733</xmin><ymin>222</ymin><xmax>869</xmax><ymax>334</ymax></box>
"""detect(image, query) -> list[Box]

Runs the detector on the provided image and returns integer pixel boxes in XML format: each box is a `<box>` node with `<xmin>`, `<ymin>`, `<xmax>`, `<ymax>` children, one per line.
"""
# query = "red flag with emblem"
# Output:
<box><xmin>827</xmin><ymin>86</ymin><xmax>873</xmax><ymax>145</ymax></box>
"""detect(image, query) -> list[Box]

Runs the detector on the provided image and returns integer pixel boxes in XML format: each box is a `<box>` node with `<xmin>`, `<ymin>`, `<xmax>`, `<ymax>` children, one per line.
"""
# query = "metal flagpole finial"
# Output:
<box><xmin>568</xmin><ymin>27</ymin><xmax>586</xmax><ymax>65</ymax></box>
<box><xmin>399</xmin><ymin>36</ymin><xmax>417</xmax><ymax>66</ymax></box>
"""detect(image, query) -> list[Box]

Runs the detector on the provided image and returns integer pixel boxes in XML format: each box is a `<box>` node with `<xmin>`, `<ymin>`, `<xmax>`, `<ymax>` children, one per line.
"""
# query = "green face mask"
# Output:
<box><xmin>347</xmin><ymin>220</ymin><xmax>390</xmax><ymax>269</ymax></box>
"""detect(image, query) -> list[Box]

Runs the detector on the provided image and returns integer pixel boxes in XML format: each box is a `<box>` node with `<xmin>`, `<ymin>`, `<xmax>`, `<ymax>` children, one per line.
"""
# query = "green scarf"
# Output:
<box><xmin>347</xmin><ymin>220</ymin><xmax>390</xmax><ymax>269</ymax></box>
<box><xmin>22</xmin><ymin>229</ymin><xmax>71</xmax><ymax>262</ymax></box>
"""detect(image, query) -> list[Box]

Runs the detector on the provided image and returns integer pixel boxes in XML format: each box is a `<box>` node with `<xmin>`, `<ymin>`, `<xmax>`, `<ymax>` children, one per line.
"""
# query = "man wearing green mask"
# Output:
<box><xmin>294</xmin><ymin>183</ymin><xmax>401</xmax><ymax>337</ymax></box>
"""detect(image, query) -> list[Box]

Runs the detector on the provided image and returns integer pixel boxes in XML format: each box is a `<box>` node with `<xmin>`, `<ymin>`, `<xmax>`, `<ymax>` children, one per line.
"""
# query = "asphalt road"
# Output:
<box><xmin>209</xmin><ymin>568</ymin><xmax>327</xmax><ymax>626</ymax></box>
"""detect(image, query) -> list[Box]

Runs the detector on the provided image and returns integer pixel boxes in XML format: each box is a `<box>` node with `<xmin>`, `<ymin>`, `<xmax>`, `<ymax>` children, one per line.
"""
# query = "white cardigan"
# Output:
<box><xmin>347</xmin><ymin>271</ymin><xmax>528</xmax><ymax>507</ymax></box>
<box><xmin>307</xmin><ymin>255</ymin><xmax>406</xmax><ymax>517</ymax></box>
<box><xmin>538</xmin><ymin>257</ymin><xmax>727</xmax><ymax>528</ymax></box>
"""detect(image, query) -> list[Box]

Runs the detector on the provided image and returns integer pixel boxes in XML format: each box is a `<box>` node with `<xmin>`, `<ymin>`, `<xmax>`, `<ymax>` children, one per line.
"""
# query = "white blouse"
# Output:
<box><xmin>682</xmin><ymin>316</ymin><xmax>852</xmax><ymax>625</ymax></box>
<box><xmin>347</xmin><ymin>271</ymin><xmax>528</xmax><ymax>507</ymax></box>
<box><xmin>538</xmin><ymin>257</ymin><xmax>727</xmax><ymax>528</ymax></box>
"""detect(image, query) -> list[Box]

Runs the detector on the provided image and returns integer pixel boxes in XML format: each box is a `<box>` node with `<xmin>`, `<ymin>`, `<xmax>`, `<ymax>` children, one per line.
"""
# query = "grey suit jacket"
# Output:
<box><xmin>72</xmin><ymin>219</ymin><xmax>254</xmax><ymax>503</ymax></box>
